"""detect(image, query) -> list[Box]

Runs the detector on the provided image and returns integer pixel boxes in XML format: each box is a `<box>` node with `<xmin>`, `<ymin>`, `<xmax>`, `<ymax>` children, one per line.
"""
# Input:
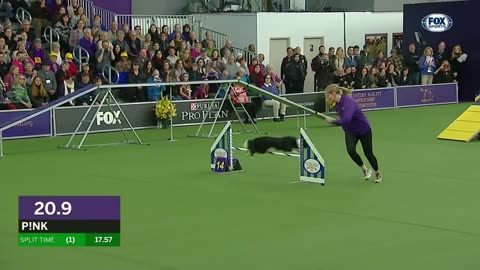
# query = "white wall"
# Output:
<box><xmin>193</xmin><ymin>13</ymin><xmax>258</xmax><ymax>50</ymax></box>
<box><xmin>256</xmin><ymin>12</ymin><xmax>345</xmax><ymax>64</ymax></box>
<box><xmin>373</xmin><ymin>0</ymin><xmax>467</xmax><ymax>12</ymax></box>
<box><xmin>345</xmin><ymin>12</ymin><xmax>403</xmax><ymax>53</ymax></box>
<box><xmin>132</xmin><ymin>0</ymin><xmax>188</xmax><ymax>15</ymax></box>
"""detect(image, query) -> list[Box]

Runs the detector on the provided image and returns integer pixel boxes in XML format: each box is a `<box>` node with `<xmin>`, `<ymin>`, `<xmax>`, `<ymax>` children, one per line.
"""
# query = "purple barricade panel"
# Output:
<box><xmin>351</xmin><ymin>87</ymin><xmax>396</xmax><ymax>111</ymax></box>
<box><xmin>0</xmin><ymin>110</ymin><xmax>51</xmax><ymax>139</ymax></box>
<box><xmin>396</xmin><ymin>83</ymin><xmax>458</xmax><ymax>108</ymax></box>
<box><xmin>0</xmin><ymin>85</ymin><xmax>96</xmax><ymax>131</ymax></box>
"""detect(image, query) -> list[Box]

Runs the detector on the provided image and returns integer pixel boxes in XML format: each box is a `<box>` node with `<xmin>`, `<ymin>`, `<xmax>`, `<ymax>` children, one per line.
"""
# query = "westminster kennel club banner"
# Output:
<box><xmin>0</xmin><ymin>110</ymin><xmax>51</xmax><ymax>139</ymax></box>
<box><xmin>351</xmin><ymin>87</ymin><xmax>395</xmax><ymax>111</ymax></box>
<box><xmin>396</xmin><ymin>83</ymin><xmax>458</xmax><ymax>107</ymax></box>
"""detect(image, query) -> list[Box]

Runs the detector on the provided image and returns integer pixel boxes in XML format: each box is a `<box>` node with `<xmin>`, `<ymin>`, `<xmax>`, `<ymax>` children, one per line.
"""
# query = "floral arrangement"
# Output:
<box><xmin>154</xmin><ymin>96</ymin><xmax>177</xmax><ymax>128</ymax></box>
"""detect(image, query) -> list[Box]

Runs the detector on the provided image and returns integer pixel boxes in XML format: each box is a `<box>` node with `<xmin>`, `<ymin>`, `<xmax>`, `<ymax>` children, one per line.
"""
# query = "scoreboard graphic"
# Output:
<box><xmin>18</xmin><ymin>196</ymin><xmax>120</xmax><ymax>247</ymax></box>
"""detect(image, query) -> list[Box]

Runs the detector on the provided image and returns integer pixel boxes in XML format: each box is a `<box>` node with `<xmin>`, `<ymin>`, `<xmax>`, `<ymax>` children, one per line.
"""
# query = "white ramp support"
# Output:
<box><xmin>299</xmin><ymin>128</ymin><xmax>325</xmax><ymax>185</ymax></box>
<box><xmin>210</xmin><ymin>122</ymin><xmax>325</xmax><ymax>185</ymax></box>
<box><xmin>189</xmin><ymin>81</ymin><xmax>265</xmax><ymax>139</ymax></box>
<box><xmin>210</xmin><ymin>121</ymin><xmax>234</xmax><ymax>171</ymax></box>
<box><xmin>62</xmin><ymin>80</ymin><xmax>147</xmax><ymax>150</ymax></box>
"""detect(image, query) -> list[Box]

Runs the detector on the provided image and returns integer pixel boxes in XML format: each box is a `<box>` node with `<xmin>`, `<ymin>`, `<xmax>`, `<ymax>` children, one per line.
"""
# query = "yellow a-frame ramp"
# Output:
<box><xmin>437</xmin><ymin>105</ymin><xmax>480</xmax><ymax>142</ymax></box>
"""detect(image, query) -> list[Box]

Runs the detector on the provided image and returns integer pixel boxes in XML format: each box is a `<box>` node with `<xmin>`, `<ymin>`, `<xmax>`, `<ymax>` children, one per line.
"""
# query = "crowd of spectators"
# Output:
<box><xmin>310</xmin><ymin>41</ymin><xmax>466</xmax><ymax>91</ymax></box>
<box><xmin>0</xmin><ymin>0</ymin><xmax>468</xmax><ymax>122</ymax></box>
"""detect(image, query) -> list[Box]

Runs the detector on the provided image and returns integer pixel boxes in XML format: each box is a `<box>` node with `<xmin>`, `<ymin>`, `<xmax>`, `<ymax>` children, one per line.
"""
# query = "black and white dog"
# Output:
<box><xmin>243</xmin><ymin>136</ymin><xmax>300</xmax><ymax>156</ymax></box>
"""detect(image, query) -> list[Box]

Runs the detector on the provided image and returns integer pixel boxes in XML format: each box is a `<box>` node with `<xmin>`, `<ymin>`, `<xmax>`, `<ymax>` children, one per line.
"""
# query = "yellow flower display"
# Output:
<box><xmin>154</xmin><ymin>96</ymin><xmax>177</xmax><ymax>120</ymax></box>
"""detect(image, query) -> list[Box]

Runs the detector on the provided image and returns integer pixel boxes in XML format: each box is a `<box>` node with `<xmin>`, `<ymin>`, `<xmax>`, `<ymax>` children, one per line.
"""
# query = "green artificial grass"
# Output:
<box><xmin>0</xmin><ymin>103</ymin><xmax>478</xmax><ymax>270</ymax></box>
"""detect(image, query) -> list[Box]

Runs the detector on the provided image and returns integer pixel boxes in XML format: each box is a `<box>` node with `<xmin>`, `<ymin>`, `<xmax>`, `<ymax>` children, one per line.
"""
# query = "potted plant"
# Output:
<box><xmin>154</xmin><ymin>96</ymin><xmax>177</xmax><ymax>129</ymax></box>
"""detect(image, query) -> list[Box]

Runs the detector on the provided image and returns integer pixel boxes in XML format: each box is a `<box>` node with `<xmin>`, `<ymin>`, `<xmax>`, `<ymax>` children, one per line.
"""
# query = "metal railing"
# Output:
<box><xmin>115</xmin><ymin>15</ymin><xmax>195</xmax><ymax>35</ymax></box>
<box><xmin>102</xmin><ymin>65</ymin><xmax>120</xmax><ymax>84</ymax></box>
<box><xmin>92</xmin><ymin>5</ymin><xmax>116</xmax><ymax>29</ymax></box>
<box><xmin>43</xmin><ymin>27</ymin><xmax>60</xmax><ymax>46</ymax></box>
<box><xmin>15</xmin><ymin>7</ymin><xmax>31</xmax><ymax>24</ymax></box>
<box><xmin>73</xmin><ymin>45</ymin><xmax>90</xmax><ymax>66</ymax></box>
<box><xmin>199</xmin><ymin>27</ymin><xmax>228</xmax><ymax>48</ymax></box>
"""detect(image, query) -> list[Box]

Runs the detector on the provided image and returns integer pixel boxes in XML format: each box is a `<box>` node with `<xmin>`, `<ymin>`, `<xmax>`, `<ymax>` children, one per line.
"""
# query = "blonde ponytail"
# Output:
<box><xmin>325</xmin><ymin>84</ymin><xmax>352</xmax><ymax>96</ymax></box>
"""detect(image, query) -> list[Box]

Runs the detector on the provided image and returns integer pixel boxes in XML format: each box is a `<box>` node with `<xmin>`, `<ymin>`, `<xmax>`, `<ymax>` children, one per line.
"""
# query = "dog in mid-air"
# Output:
<box><xmin>243</xmin><ymin>136</ymin><xmax>300</xmax><ymax>156</ymax></box>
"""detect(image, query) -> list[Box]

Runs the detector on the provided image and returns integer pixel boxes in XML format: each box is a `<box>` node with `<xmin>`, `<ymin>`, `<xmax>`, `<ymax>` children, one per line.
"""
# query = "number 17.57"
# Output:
<box><xmin>95</xmin><ymin>237</ymin><xmax>113</xmax><ymax>243</ymax></box>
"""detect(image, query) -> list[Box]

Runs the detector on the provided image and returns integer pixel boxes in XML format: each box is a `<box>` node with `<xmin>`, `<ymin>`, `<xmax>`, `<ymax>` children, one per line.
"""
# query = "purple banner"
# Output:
<box><xmin>0</xmin><ymin>110</ymin><xmax>51</xmax><ymax>139</ymax></box>
<box><xmin>91</xmin><ymin>0</ymin><xmax>131</xmax><ymax>15</ymax></box>
<box><xmin>19</xmin><ymin>196</ymin><xmax>120</xmax><ymax>220</ymax></box>
<box><xmin>351</xmin><ymin>88</ymin><xmax>395</xmax><ymax>111</ymax></box>
<box><xmin>396</xmin><ymin>83</ymin><xmax>458</xmax><ymax>108</ymax></box>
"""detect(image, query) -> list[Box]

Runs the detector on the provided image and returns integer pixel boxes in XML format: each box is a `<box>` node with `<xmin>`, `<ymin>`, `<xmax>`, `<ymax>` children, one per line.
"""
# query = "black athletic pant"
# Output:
<box><xmin>344</xmin><ymin>130</ymin><xmax>379</xmax><ymax>171</ymax></box>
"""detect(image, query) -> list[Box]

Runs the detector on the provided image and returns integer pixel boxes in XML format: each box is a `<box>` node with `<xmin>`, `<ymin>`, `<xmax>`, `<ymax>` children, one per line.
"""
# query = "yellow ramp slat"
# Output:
<box><xmin>444</xmin><ymin>121</ymin><xmax>480</xmax><ymax>132</ymax></box>
<box><xmin>457</xmin><ymin>112</ymin><xmax>480</xmax><ymax>122</ymax></box>
<box><xmin>437</xmin><ymin>105</ymin><xmax>480</xmax><ymax>142</ymax></box>
<box><xmin>437</xmin><ymin>130</ymin><xmax>475</xmax><ymax>142</ymax></box>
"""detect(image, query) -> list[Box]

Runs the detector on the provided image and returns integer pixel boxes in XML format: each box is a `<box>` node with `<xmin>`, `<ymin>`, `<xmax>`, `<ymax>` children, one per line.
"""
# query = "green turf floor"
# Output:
<box><xmin>1</xmin><ymin>103</ymin><xmax>479</xmax><ymax>270</ymax></box>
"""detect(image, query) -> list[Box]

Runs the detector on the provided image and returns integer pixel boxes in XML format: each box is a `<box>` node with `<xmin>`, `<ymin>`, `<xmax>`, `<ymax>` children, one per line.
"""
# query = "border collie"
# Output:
<box><xmin>243</xmin><ymin>136</ymin><xmax>300</xmax><ymax>156</ymax></box>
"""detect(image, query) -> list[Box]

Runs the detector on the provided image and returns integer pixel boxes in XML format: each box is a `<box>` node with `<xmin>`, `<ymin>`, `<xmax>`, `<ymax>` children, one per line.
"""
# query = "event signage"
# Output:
<box><xmin>351</xmin><ymin>87</ymin><xmax>395</xmax><ymax>111</ymax></box>
<box><xmin>0</xmin><ymin>110</ymin><xmax>51</xmax><ymax>139</ymax></box>
<box><xmin>53</xmin><ymin>103</ymin><xmax>157</xmax><ymax>135</ymax></box>
<box><xmin>396</xmin><ymin>82</ymin><xmax>458</xmax><ymax>108</ymax></box>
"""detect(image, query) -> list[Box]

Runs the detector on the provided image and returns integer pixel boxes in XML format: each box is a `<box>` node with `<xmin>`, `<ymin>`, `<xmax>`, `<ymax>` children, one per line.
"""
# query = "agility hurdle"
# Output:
<box><xmin>210</xmin><ymin>121</ymin><xmax>326</xmax><ymax>185</ymax></box>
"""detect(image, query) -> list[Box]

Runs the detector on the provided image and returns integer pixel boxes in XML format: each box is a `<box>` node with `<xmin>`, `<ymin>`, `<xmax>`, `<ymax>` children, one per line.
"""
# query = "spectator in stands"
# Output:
<box><xmin>358</xmin><ymin>44</ymin><xmax>373</xmax><ymax>72</ymax></box>
<box><xmin>151</xmin><ymin>50</ymin><xmax>164</xmax><ymax>71</ymax></box>
<box><xmin>0</xmin><ymin>84</ymin><xmax>14</xmax><ymax>110</ymax></box>
<box><xmin>70</xmin><ymin>5</ymin><xmax>84</xmax><ymax>28</ymax></box>
<box><xmin>50</xmin><ymin>42</ymin><xmax>63</xmax><ymax>65</ymax></box>
<box><xmin>67</xmin><ymin>0</ymin><xmax>80</xmax><ymax>17</ymax></box>
<box><xmin>10</xmin><ymin>75</ymin><xmax>31</xmax><ymax>108</ymax></box>
<box><xmin>333</xmin><ymin>68</ymin><xmax>348</xmax><ymax>88</ymax></box>
<box><xmin>386</xmin><ymin>63</ymin><xmax>398</xmax><ymax>86</ymax></box>
<box><xmin>30</xmin><ymin>0</ymin><xmax>50</xmax><ymax>41</ymax></box>
<box><xmin>135</xmin><ymin>48</ymin><xmax>149</xmax><ymax>70</ymax></box>
<box><xmin>386</xmin><ymin>48</ymin><xmax>403</xmax><ymax>73</ymax></box>
<box><xmin>397</xmin><ymin>67</ymin><xmax>411</xmax><ymax>86</ymax></box>
<box><xmin>373</xmin><ymin>51</ymin><xmax>387</xmax><ymax>70</ymax></box>
<box><xmin>435</xmin><ymin>41</ymin><xmax>448</xmax><ymax>65</ymax></box>
<box><xmin>196</xmin><ymin>58</ymin><xmax>206</xmax><ymax>77</ymax></box>
<box><xmin>344</xmin><ymin>67</ymin><xmax>356</xmax><ymax>88</ymax></box>
<box><xmin>224</xmin><ymin>55</ymin><xmax>238</xmax><ymax>80</ymax></box>
<box><xmin>3</xmin><ymin>65</ymin><xmax>19</xmax><ymax>92</ymax></box>
<box><xmin>189</xmin><ymin>31</ymin><xmax>199</xmax><ymax>48</ymax></box>
<box><xmin>64</xmin><ymin>53</ymin><xmax>78</xmax><ymax>78</ymax></box>
<box><xmin>79</xmin><ymin>28</ymin><xmax>97</xmax><ymax>66</ymax></box>
<box><xmin>450</xmin><ymin>44</ymin><xmax>466</xmax><ymax>82</ymax></box>
<box><xmin>29</xmin><ymin>76</ymin><xmax>49</xmax><ymax>107</ymax></box>
<box><xmin>126</xmin><ymin>30</ymin><xmax>141</xmax><ymax>58</ymax></box>
<box><xmin>179</xmin><ymin>73</ymin><xmax>192</xmax><ymax>100</ymax></box>
<box><xmin>97</xmin><ymin>31</ymin><xmax>113</xmax><ymax>50</ymax></box>
<box><xmin>201</xmin><ymin>31</ymin><xmax>216</xmax><ymax>49</ymax></box>
<box><xmin>29</xmin><ymin>38</ymin><xmax>45</xmax><ymax>69</ymax></box>
<box><xmin>1</xmin><ymin>27</ymin><xmax>16</xmax><ymax>50</ymax></box>
<box><xmin>249</xmin><ymin>64</ymin><xmax>264</xmax><ymax>88</ymax></box>
<box><xmin>264</xmin><ymin>64</ymin><xmax>281</xmax><ymax>90</ymax></box>
<box><xmin>75</xmin><ymin>72</ymin><xmax>96</xmax><ymax>106</ymax></box>
<box><xmin>230</xmin><ymin>75</ymin><xmax>256</xmax><ymax>123</ymax></box>
<box><xmin>433</xmin><ymin>60</ymin><xmax>454</xmax><ymax>84</ymax></box>
<box><xmin>368</xmin><ymin>67</ymin><xmax>379</xmax><ymax>88</ymax></box>
<box><xmin>344</xmin><ymin>46</ymin><xmax>358</xmax><ymax>68</ymax></box>
<box><xmin>144</xmin><ymin>60</ymin><xmax>153</xmax><ymax>77</ymax></box>
<box><xmin>38</xmin><ymin>60</ymin><xmax>57</xmax><ymax>100</ymax></box>
<box><xmin>125</xmin><ymin>61</ymin><xmax>146</xmax><ymax>102</ymax></box>
<box><xmin>23</xmin><ymin>62</ymin><xmax>36</xmax><ymax>88</ymax></box>
<box><xmin>238</xmin><ymin>57</ymin><xmax>249</xmax><ymax>76</ymax></box>
<box><xmin>404</xmin><ymin>43</ymin><xmax>420</xmax><ymax>85</ymax></box>
<box><xmin>147</xmin><ymin>24</ymin><xmax>160</xmax><ymax>43</ymax></box>
<box><xmin>311</xmin><ymin>52</ymin><xmax>332</xmax><ymax>92</ymax></box>
<box><xmin>18</xmin><ymin>19</ymin><xmax>35</xmax><ymax>42</ymax></box>
<box><xmin>112</xmin><ymin>31</ymin><xmax>128</xmax><ymax>53</ymax></box>
<box><xmin>58</xmin><ymin>75</ymin><xmax>75</xmax><ymax>105</ymax></box>
<box><xmin>49</xmin><ymin>52</ymin><xmax>60</xmax><ymax>73</ymax></box>
<box><xmin>92</xmin><ymin>15</ymin><xmax>106</xmax><ymax>31</ymax></box>
<box><xmin>377</xmin><ymin>68</ymin><xmax>388</xmax><ymax>87</ymax></box>
<box><xmin>146</xmin><ymin>69</ymin><xmax>166</xmax><ymax>101</ymax></box>
<box><xmin>331</xmin><ymin>47</ymin><xmax>345</xmax><ymax>71</ymax></box>
<box><xmin>55</xmin><ymin>60</ymin><xmax>69</xmax><ymax>87</ymax></box>
<box><xmin>192</xmin><ymin>77</ymin><xmax>208</xmax><ymax>99</ymax></box>
<box><xmin>419</xmin><ymin>46</ymin><xmax>436</xmax><ymax>85</ymax></box>
<box><xmin>190</xmin><ymin>41</ymin><xmax>202</xmax><ymax>60</ymax></box>
<box><xmin>0</xmin><ymin>52</ymin><xmax>9</xmax><ymax>78</ymax></box>
<box><xmin>77</xmin><ymin>63</ymin><xmax>93</xmax><ymax>82</ymax></box>
<box><xmin>69</xmin><ymin>19</ymin><xmax>85</xmax><ymax>50</ymax></box>
<box><xmin>182</xmin><ymin>24</ymin><xmax>191</xmax><ymax>43</ymax></box>
<box><xmin>96</xmin><ymin>40</ymin><xmax>115</xmax><ymax>74</ymax></box>
<box><xmin>284</xmin><ymin>54</ymin><xmax>306</xmax><ymax>93</ymax></box>
<box><xmin>354</xmin><ymin>67</ymin><xmax>370</xmax><ymax>89</ymax></box>
<box><xmin>49</xmin><ymin>0</ymin><xmax>66</xmax><ymax>21</ymax></box>
<box><xmin>107</xmin><ymin>21</ymin><xmax>119</xmax><ymax>41</ymax></box>
<box><xmin>261</xmin><ymin>74</ymin><xmax>286</xmax><ymax>122</ymax></box>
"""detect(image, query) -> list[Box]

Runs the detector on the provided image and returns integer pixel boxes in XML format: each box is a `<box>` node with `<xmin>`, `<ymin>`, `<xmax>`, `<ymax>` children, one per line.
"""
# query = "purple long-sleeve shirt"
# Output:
<box><xmin>333</xmin><ymin>94</ymin><xmax>371</xmax><ymax>136</ymax></box>
<box><xmin>79</xmin><ymin>38</ymin><xmax>97</xmax><ymax>58</ymax></box>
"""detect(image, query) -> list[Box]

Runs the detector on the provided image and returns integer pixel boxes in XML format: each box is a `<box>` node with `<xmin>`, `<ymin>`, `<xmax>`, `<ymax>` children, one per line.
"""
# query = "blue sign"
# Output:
<box><xmin>421</xmin><ymin>13</ymin><xmax>453</xmax><ymax>32</ymax></box>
